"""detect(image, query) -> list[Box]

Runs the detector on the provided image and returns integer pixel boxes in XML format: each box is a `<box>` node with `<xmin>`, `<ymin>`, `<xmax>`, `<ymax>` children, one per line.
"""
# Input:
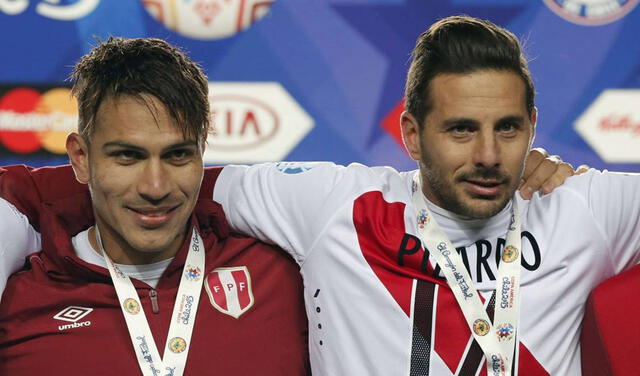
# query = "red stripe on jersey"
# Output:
<box><xmin>517</xmin><ymin>343</ymin><xmax>550</xmax><ymax>376</ymax></box>
<box><xmin>434</xmin><ymin>286</ymin><xmax>475</xmax><ymax>373</ymax></box>
<box><xmin>231</xmin><ymin>269</ymin><xmax>251</xmax><ymax>309</ymax></box>
<box><xmin>353</xmin><ymin>191</ymin><xmax>414</xmax><ymax>315</ymax></box>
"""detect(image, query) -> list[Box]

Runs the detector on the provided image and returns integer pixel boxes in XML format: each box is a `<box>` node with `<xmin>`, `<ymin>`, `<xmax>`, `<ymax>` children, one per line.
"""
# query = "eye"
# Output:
<box><xmin>110</xmin><ymin>150</ymin><xmax>143</xmax><ymax>165</ymax></box>
<box><xmin>496</xmin><ymin>122</ymin><xmax>520</xmax><ymax>135</ymax></box>
<box><xmin>165</xmin><ymin>149</ymin><xmax>195</xmax><ymax>164</ymax></box>
<box><xmin>449</xmin><ymin>124</ymin><xmax>474</xmax><ymax>138</ymax></box>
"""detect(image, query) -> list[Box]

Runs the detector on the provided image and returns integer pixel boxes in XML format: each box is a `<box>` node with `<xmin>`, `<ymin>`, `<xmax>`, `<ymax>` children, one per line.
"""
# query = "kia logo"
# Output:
<box><xmin>209</xmin><ymin>95</ymin><xmax>279</xmax><ymax>150</ymax></box>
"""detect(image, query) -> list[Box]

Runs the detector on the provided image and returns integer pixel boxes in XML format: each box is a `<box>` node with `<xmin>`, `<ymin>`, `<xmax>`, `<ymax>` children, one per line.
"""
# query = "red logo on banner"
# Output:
<box><xmin>204</xmin><ymin>266</ymin><xmax>254</xmax><ymax>318</ymax></box>
<box><xmin>209</xmin><ymin>94</ymin><xmax>280</xmax><ymax>150</ymax></box>
<box><xmin>0</xmin><ymin>86</ymin><xmax>77</xmax><ymax>155</ymax></box>
<box><xmin>381</xmin><ymin>98</ymin><xmax>407</xmax><ymax>150</ymax></box>
<box><xmin>599</xmin><ymin>115</ymin><xmax>640</xmax><ymax>136</ymax></box>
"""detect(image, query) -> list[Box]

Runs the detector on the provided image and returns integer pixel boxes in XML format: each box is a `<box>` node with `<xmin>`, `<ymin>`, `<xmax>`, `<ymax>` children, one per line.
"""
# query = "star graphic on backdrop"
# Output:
<box><xmin>331</xmin><ymin>0</ymin><xmax>526</xmax><ymax>148</ymax></box>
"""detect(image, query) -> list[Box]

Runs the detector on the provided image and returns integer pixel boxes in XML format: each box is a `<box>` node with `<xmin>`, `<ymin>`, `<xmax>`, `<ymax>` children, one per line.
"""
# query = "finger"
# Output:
<box><xmin>520</xmin><ymin>155</ymin><xmax>564</xmax><ymax>199</ymax></box>
<box><xmin>521</xmin><ymin>148</ymin><xmax>549</xmax><ymax>184</ymax></box>
<box><xmin>540</xmin><ymin>162</ymin><xmax>575</xmax><ymax>194</ymax></box>
<box><xmin>575</xmin><ymin>164</ymin><xmax>590</xmax><ymax>175</ymax></box>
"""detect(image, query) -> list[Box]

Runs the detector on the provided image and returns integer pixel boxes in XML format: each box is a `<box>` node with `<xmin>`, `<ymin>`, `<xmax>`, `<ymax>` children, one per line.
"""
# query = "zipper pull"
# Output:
<box><xmin>149</xmin><ymin>289</ymin><xmax>160</xmax><ymax>314</ymax></box>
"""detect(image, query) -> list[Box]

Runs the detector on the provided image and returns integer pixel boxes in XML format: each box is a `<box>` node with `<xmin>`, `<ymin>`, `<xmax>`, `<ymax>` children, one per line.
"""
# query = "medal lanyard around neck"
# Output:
<box><xmin>96</xmin><ymin>225</ymin><xmax>205</xmax><ymax>376</ymax></box>
<box><xmin>411</xmin><ymin>172</ymin><xmax>522</xmax><ymax>376</ymax></box>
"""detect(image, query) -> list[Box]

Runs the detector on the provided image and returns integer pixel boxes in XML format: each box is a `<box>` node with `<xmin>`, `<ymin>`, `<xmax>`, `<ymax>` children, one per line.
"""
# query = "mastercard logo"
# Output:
<box><xmin>0</xmin><ymin>86</ymin><xmax>77</xmax><ymax>154</ymax></box>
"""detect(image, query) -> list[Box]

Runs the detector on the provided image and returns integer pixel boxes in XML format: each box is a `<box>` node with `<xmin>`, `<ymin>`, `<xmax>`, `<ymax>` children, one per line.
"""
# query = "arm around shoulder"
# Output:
<box><xmin>0</xmin><ymin>198</ymin><xmax>41</xmax><ymax>300</ymax></box>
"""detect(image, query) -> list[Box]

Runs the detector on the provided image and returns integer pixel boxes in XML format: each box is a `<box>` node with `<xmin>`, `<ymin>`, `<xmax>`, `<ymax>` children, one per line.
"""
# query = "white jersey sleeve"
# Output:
<box><xmin>568</xmin><ymin>169</ymin><xmax>640</xmax><ymax>273</ymax></box>
<box><xmin>213</xmin><ymin>162</ymin><xmax>384</xmax><ymax>264</ymax></box>
<box><xmin>0</xmin><ymin>197</ymin><xmax>41</xmax><ymax>299</ymax></box>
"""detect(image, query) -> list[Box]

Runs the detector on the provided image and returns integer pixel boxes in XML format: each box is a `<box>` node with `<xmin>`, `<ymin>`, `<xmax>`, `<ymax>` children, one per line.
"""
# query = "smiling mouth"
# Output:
<box><xmin>463</xmin><ymin>179</ymin><xmax>505</xmax><ymax>197</ymax></box>
<box><xmin>127</xmin><ymin>205</ymin><xmax>181</xmax><ymax>228</ymax></box>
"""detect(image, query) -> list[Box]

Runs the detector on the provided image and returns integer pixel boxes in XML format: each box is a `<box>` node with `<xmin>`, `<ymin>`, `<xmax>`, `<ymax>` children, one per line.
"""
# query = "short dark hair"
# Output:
<box><xmin>405</xmin><ymin>15</ymin><xmax>535</xmax><ymax>128</ymax></box>
<box><xmin>71</xmin><ymin>37</ymin><xmax>210</xmax><ymax>142</ymax></box>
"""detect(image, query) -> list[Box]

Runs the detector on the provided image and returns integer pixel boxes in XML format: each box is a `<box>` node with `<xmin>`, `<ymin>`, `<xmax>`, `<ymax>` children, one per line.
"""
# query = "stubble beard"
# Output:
<box><xmin>419</xmin><ymin>154</ymin><xmax>520</xmax><ymax>220</ymax></box>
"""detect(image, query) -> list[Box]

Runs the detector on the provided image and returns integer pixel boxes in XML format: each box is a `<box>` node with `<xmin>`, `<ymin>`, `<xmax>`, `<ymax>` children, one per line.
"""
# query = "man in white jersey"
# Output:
<box><xmin>211</xmin><ymin>16</ymin><xmax>640</xmax><ymax>375</ymax></box>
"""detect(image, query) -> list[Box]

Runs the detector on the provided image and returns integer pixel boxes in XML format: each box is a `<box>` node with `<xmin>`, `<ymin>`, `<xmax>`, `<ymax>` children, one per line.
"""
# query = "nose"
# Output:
<box><xmin>472</xmin><ymin>131</ymin><xmax>500</xmax><ymax>168</ymax></box>
<box><xmin>137</xmin><ymin>159</ymin><xmax>171</xmax><ymax>204</ymax></box>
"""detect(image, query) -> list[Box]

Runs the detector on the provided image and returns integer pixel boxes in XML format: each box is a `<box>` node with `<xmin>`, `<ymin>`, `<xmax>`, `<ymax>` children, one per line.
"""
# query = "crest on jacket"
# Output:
<box><xmin>204</xmin><ymin>266</ymin><xmax>254</xmax><ymax>318</ymax></box>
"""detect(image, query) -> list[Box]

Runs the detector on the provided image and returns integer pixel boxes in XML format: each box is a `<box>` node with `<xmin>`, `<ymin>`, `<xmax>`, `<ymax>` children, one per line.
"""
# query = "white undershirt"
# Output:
<box><xmin>71</xmin><ymin>228</ymin><xmax>173</xmax><ymax>289</ymax></box>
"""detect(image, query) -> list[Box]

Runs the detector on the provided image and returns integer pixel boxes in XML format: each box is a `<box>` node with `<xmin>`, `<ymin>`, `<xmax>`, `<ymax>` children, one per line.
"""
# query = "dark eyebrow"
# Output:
<box><xmin>163</xmin><ymin>141</ymin><xmax>199</xmax><ymax>152</ymax></box>
<box><xmin>102</xmin><ymin>142</ymin><xmax>146</xmax><ymax>152</ymax></box>
<box><xmin>440</xmin><ymin>115</ymin><xmax>527</xmax><ymax>130</ymax></box>
<box><xmin>441</xmin><ymin>118</ymin><xmax>480</xmax><ymax>129</ymax></box>
<box><xmin>102</xmin><ymin>140</ymin><xmax>199</xmax><ymax>153</ymax></box>
<box><xmin>496</xmin><ymin>115</ymin><xmax>526</xmax><ymax>127</ymax></box>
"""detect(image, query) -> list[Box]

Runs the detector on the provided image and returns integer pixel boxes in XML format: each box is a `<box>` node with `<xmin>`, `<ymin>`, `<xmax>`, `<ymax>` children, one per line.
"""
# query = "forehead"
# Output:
<box><xmin>93</xmin><ymin>94</ymin><xmax>192</xmax><ymax>145</ymax></box>
<box><xmin>427</xmin><ymin>70</ymin><xmax>527</xmax><ymax>123</ymax></box>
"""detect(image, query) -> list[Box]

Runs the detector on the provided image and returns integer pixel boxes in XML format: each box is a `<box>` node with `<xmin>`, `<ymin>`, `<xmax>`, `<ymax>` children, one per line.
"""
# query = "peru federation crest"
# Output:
<box><xmin>204</xmin><ymin>266</ymin><xmax>254</xmax><ymax>319</ymax></box>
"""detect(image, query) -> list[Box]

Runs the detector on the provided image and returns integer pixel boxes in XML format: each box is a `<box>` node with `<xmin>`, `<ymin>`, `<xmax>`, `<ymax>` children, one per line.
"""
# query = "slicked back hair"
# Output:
<box><xmin>71</xmin><ymin>37</ymin><xmax>210</xmax><ymax>143</ymax></box>
<box><xmin>405</xmin><ymin>15</ymin><xmax>535</xmax><ymax>129</ymax></box>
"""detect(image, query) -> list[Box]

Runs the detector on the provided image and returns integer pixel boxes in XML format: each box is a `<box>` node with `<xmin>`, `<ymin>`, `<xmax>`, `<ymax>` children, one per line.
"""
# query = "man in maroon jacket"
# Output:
<box><xmin>0</xmin><ymin>37</ymin><xmax>309</xmax><ymax>375</ymax></box>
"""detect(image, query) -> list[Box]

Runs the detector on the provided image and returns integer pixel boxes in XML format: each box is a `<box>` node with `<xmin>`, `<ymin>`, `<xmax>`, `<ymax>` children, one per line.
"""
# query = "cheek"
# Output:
<box><xmin>503</xmin><ymin>142</ymin><xmax>530</xmax><ymax>175</ymax></box>
<box><xmin>426</xmin><ymin>144</ymin><xmax>468</xmax><ymax>172</ymax></box>
<box><xmin>177</xmin><ymin>166</ymin><xmax>204</xmax><ymax>198</ymax></box>
<box><xmin>90</xmin><ymin>165</ymin><xmax>132</xmax><ymax>205</ymax></box>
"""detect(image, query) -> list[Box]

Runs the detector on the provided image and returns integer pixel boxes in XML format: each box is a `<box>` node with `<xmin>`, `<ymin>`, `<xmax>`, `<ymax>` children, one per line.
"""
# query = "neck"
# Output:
<box><xmin>88</xmin><ymin>226</ymin><xmax>182</xmax><ymax>265</ymax></box>
<box><xmin>420</xmin><ymin>189</ymin><xmax>473</xmax><ymax>220</ymax></box>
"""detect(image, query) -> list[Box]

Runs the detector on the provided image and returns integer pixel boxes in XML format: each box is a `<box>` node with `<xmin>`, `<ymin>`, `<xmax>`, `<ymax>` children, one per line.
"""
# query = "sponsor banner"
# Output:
<box><xmin>544</xmin><ymin>0</ymin><xmax>638</xmax><ymax>26</ymax></box>
<box><xmin>574</xmin><ymin>89</ymin><xmax>640</xmax><ymax>163</ymax></box>
<box><xmin>0</xmin><ymin>0</ymin><xmax>100</xmax><ymax>20</ymax></box>
<box><xmin>142</xmin><ymin>0</ymin><xmax>275</xmax><ymax>40</ymax></box>
<box><xmin>0</xmin><ymin>85</ymin><xmax>77</xmax><ymax>155</ymax></box>
<box><xmin>0</xmin><ymin>82</ymin><xmax>313</xmax><ymax>163</ymax></box>
<box><xmin>205</xmin><ymin>82</ymin><xmax>314</xmax><ymax>163</ymax></box>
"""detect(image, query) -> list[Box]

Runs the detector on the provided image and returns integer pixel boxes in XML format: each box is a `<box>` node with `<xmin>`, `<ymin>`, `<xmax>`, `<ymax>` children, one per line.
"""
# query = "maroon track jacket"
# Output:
<box><xmin>0</xmin><ymin>165</ymin><xmax>309</xmax><ymax>375</ymax></box>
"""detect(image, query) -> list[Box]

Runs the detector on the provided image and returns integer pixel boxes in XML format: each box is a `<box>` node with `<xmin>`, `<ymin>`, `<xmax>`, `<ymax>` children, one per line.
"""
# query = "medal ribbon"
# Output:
<box><xmin>411</xmin><ymin>173</ymin><xmax>522</xmax><ymax>376</ymax></box>
<box><xmin>97</xmin><ymin>226</ymin><xmax>205</xmax><ymax>376</ymax></box>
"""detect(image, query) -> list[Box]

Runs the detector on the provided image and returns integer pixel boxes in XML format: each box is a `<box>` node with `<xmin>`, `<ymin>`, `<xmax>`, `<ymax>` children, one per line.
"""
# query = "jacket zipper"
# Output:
<box><xmin>63</xmin><ymin>257</ymin><xmax>163</xmax><ymax>314</ymax></box>
<box><xmin>149</xmin><ymin>289</ymin><xmax>160</xmax><ymax>314</ymax></box>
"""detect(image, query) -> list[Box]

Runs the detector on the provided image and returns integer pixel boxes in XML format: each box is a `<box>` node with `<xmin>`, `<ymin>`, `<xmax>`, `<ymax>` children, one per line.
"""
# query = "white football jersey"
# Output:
<box><xmin>213</xmin><ymin>162</ymin><xmax>640</xmax><ymax>376</ymax></box>
<box><xmin>0</xmin><ymin>198</ymin><xmax>41</xmax><ymax>296</ymax></box>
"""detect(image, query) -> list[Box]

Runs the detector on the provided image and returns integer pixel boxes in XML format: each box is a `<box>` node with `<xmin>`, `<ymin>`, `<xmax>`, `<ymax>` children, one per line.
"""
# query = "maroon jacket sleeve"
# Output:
<box><xmin>0</xmin><ymin>164</ymin><xmax>85</xmax><ymax>231</ymax></box>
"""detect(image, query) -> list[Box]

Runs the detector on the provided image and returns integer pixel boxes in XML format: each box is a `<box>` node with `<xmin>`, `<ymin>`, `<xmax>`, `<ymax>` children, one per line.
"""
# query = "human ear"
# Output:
<box><xmin>66</xmin><ymin>132</ymin><xmax>91</xmax><ymax>184</ymax></box>
<box><xmin>529</xmin><ymin>107</ymin><xmax>538</xmax><ymax>147</ymax></box>
<box><xmin>400</xmin><ymin>111</ymin><xmax>422</xmax><ymax>161</ymax></box>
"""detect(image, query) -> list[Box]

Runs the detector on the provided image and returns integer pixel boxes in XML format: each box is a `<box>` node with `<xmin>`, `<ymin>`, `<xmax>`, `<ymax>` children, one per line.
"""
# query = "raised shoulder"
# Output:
<box><xmin>0</xmin><ymin>164</ymin><xmax>83</xmax><ymax>230</ymax></box>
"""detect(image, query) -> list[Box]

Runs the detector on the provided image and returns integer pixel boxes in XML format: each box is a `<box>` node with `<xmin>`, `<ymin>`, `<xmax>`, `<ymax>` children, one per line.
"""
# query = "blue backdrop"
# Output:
<box><xmin>1</xmin><ymin>0</ymin><xmax>639</xmax><ymax>172</ymax></box>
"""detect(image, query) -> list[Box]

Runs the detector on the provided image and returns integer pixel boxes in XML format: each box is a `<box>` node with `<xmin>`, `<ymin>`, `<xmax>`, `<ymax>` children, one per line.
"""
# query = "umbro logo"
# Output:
<box><xmin>54</xmin><ymin>306</ymin><xmax>93</xmax><ymax>331</ymax></box>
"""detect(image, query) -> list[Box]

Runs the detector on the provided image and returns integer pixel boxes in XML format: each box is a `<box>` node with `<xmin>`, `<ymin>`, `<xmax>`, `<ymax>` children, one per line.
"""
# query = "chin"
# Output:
<box><xmin>462</xmin><ymin>196</ymin><xmax>511</xmax><ymax>219</ymax></box>
<box><xmin>127</xmin><ymin>232</ymin><xmax>176</xmax><ymax>253</ymax></box>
